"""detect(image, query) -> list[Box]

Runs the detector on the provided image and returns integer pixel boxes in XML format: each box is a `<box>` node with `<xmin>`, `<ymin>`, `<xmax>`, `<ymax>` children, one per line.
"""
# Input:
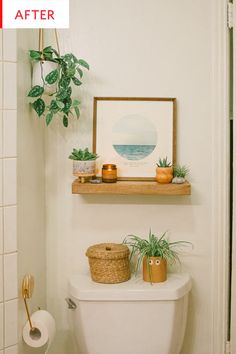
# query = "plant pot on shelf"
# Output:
<box><xmin>143</xmin><ymin>256</ymin><xmax>167</xmax><ymax>283</ymax></box>
<box><xmin>156</xmin><ymin>167</ymin><xmax>173</xmax><ymax>184</ymax></box>
<box><xmin>32</xmin><ymin>61</ymin><xmax>58</xmax><ymax>94</ymax></box>
<box><xmin>73</xmin><ymin>160</ymin><xmax>96</xmax><ymax>176</ymax></box>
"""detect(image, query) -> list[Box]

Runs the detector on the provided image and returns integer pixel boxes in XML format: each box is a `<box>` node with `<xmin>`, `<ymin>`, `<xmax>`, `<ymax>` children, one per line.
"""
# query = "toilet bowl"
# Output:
<box><xmin>68</xmin><ymin>273</ymin><xmax>191</xmax><ymax>354</ymax></box>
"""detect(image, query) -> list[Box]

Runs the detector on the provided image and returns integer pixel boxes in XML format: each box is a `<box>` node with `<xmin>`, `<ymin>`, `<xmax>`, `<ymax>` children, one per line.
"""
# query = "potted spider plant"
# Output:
<box><xmin>69</xmin><ymin>148</ymin><xmax>99</xmax><ymax>178</ymax></box>
<box><xmin>156</xmin><ymin>157</ymin><xmax>173</xmax><ymax>184</ymax></box>
<box><xmin>172</xmin><ymin>164</ymin><xmax>189</xmax><ymax>184</ymax></box>
<box><xmin>123</xmin><ymin>231</ymin><xmax>191</xmax><ymax>283</ymax></box>
<box><xmin>27</xmin><ymin>46</ymin><xmax>89</xmax><ymax>127</ymax></box>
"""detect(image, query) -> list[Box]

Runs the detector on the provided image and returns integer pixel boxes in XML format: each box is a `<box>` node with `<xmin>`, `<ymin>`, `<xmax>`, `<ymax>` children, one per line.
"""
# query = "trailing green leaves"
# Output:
<box><xmin>28</xmin><ymin>85</ymin><xmax>44</xmax><ymax>97</ymax></box>
<box><xmin>32</xmin><ymin>98</ymin><xmax>45</xmax><ymax>117</ymax></box>
<box><xmin>27</xmin><ymin>46</ymin><xmax>89</xmax><ymax>127</ymax></box>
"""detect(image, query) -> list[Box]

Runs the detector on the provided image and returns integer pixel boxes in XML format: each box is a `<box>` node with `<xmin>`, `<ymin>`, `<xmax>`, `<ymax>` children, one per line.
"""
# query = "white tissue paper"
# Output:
<box><xmin>23</xmin><ymin>310</ymin><xmax>56</xmax><ymax>353</ymax></box>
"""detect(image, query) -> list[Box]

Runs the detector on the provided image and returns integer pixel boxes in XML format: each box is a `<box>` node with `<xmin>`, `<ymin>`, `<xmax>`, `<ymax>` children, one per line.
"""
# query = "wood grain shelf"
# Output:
<box><xmin>72</xmin><ymin>180</ymin><xmax>191</xmax><ymax>196</ymax></box>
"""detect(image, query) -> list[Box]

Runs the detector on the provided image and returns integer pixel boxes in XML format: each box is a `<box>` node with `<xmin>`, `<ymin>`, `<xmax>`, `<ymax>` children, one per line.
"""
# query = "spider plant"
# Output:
<box><xmin>123</xmin><ymin>230</ymin><xmax>191</xmax><ymax>275</ymax></box>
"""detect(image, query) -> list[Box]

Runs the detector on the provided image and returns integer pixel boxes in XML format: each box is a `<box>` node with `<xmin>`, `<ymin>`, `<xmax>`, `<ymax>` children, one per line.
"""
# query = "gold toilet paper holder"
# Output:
<box><xmin>22</xmin><ymin>274</ymin><xmax>36</xmax><ymax>333</ymax></box>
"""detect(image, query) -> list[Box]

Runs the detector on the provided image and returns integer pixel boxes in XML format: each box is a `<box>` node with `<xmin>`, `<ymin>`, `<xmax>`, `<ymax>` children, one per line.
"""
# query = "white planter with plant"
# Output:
<box><xmin>27</xmin><ymin>46</ymin><xmax>89</xmax><ymax>127</ymax></box>
<box><xmin>124</xmin><ymin>230</ymin><xmax>191</xmax><ymax>283</ymax></box>
<box><xmin>172</xmin><ymin>165</ymin><xmax>189</xmax><ymax>184</ymax></box>
<box><xmin>69</xmin><ymin>148</ymin><xmax>99</xmax><ymax>182</ymax></box>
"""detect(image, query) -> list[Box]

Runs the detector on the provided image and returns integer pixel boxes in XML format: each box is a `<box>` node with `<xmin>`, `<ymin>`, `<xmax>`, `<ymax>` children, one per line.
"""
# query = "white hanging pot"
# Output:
<box><xmin>32</xmin><ymin>61</ymin><xmax>58</xmax><ymax>95</ymax></box>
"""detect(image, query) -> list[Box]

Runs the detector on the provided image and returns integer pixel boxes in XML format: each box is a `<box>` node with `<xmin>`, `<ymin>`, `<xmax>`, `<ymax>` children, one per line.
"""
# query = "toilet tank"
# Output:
<box><xmin>68</xmin><ymin>273</ymin><xmax>191</xmax><ymax>354</ymax></box>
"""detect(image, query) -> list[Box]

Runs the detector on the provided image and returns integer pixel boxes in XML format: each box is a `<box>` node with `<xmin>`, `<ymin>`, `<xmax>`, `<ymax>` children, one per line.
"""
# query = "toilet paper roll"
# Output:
<box><xmin>23</xmin><ymin>310</ymin><xmax>56</xmax><ymax>353</ymax></box>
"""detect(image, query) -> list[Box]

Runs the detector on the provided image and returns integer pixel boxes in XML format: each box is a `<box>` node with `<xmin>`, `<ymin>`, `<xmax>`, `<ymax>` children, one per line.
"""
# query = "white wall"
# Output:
<box><xmin>0</xmin><ymin>30</ymin><xmax>18</xmax><ymax>354</ymax></box>
<box><xmin>44</xmin><ymin>1</ymin><xmax>226</xmax><ymax>353</ymax></box>
<box><xmin>17</xmin><ymin>30</ymin><xmax>47</xmax><ymax>354</ymax></box>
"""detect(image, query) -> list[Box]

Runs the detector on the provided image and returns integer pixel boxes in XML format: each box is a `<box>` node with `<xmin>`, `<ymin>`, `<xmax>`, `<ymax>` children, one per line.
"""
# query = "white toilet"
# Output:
<box><xmin>68</xmin><ymin>273</ymin><xmax>191</xmax><ymax>354</ymax></box>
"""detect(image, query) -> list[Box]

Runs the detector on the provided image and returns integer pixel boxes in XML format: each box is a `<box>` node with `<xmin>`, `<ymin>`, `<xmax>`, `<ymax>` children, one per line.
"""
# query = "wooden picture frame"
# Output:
<box><xmin>93</xmin><ymin>97</ymin><xmax>176</xmax><ymax>180</ymax></box>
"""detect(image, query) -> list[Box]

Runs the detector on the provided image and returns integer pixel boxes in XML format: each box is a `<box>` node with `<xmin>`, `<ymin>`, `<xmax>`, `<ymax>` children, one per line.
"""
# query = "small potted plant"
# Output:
<box><xmin>27</xmin><ymin>46</ymin><xmax>89</xmax><ymax>127</ymax></box>
<box><xmin>172</xmin><ymin>164</ymin><xmax>189</xmax><ymax>184</ymax></box>
<box><xmin>69</xmin><ymin>148</ymin><xmax>99</xmax><ymax>182</ymax></box>
<box><xmin>156</xmin><ymin>157</ymin><xmax>173</xmax><ymax>183</ymax></box>
<box><xmin>123</xmin><ymin>230</ymin><xmax>191</xmax><ymax>283</ymax></box>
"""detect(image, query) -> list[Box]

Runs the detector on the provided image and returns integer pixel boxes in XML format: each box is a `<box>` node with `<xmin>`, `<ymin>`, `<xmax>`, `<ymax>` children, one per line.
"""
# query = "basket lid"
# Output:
<box><xmin>86</xmin><ymin>243</ymin><xmax>129</xmax><ymax>260</ymax></box>
<box><xmin>69</xmin><ymin>273</ymin><xmax>191</xmax><ymax>301</ymax></box>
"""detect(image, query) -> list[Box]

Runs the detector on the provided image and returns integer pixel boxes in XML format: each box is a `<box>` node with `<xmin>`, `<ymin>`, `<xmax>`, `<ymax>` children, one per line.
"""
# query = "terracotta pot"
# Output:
<box><xmin>143</xmin><ymin>256</ymin><xmax>167</xmax><ymax>283</ymax></box>
<box><xmin>156</xmin><ymin>167</ymin><xmax>173</xmax><ymax>184</ymax></box>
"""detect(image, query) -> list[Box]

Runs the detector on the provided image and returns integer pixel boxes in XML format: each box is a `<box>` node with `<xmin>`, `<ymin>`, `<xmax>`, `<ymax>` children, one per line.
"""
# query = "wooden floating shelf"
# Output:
<box><xmin>72</xmin><ymin>180</ymin><xmax>191</xmax><ymax>196</ymax></box>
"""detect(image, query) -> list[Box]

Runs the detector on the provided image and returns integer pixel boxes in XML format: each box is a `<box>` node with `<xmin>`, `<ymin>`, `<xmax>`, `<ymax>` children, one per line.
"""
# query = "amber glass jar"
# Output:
<box><xmin>102</xmin><ymin>164</ymin><xmax>117</xmax><ymax>183</ymax></box>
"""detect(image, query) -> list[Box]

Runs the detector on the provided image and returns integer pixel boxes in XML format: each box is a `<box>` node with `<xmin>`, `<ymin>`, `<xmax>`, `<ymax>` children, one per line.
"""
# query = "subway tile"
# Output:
<box><xmin>3</xmin><ymin>30</ymin><xmax>17</xmax><ymax>62</ymax></box>
<box><xmin>3</xmin><ymin>111</ymin><xmax>17</xmax><ymax>158</ymax></box>
<box><xmin>0</xmin><ymin>111</ymin><xmax>2</xmax><ymax>158</ymax></box>
<box><xmin>0</xmin><ymin>31</ymin><xmax>2</xmax><ymax>61</ymax></box>
<box><xmin>4</xmin><ymin>253</ymin><xmax>17</xmax><ymax>301</ymax></box>
<box><xmin>3</xmin><ymin>63</ymin><xmax>16</xmax><ymax>110</ymax></box>
<box><xmin>3</xmin><ymin>206</ymin><xmax>17</xmax><ymax>254</ymax></box>
<box><xmin>3</xmin><ymin>158</ymin><xmax>17</xmax><ymax>206</ymax></box>
<box><xmin>0</xmin><ymin>63</ymin><xmax>2</xmax><ymax>110</ymax></box>
<box><xmin>0</xmin><ymin>256</ymin><xmax>3</xmax><ymax>302</ymax></box>
<box><xmin>0</xmin><ymin>208</ymin><xmax>3</xmax><ymax>254</ymax></box>
<box><xmin>4</xmin><ymin>299</ymin><xmax>18</xmax><ymax>347</ymax></box>
<box><xmin>0</xmin><ymin>159</ymin><xmax>2</xmax><ymax>206</ymax></box>
<box><xmin>0</xmin><ymin>303</ymin><xmax>3</xmax><ymax>350</ymax></box>
<box><xmin>4</xmin><ymin>345</ymin><xmax>18</xmax><ymax>354</ymax></box>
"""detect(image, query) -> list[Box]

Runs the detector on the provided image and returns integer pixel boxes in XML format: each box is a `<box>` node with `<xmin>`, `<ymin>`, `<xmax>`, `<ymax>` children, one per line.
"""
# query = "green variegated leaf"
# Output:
<box><xmin>29</xmin><ymin>50</ymin><xmax>42</xmax><ymax>60</ymax></box>
<box><xmin>72</xmin><ymin>77</ymin><xmax>82</xmax><ymax>86</ymax></box>
<box><xmin>28</xmin><ymin>85</ymin><xmax>44</xmax><ymax>97</ymax></box>
<box><xmin>72</xmin><ymin>99</ymin><xmax>80</xmax><ymax>107</ymax></box>
<box><xmin>63</xmin><ymin>115</ymin><xmax>68</xmax><ymax>127</ymax></box>
<box><xmin>32</xmin><ymin>98</ymin><xmax>45</xmax><ymax>117</ymax></box>
<box><xmin>56</xmin><ymin>88</ymin><xmax>68</xmax><ymax>100</ymax></box>
<box><xmin>63</xmin><ymin>98</ymin><xmax>72</xmax><ymax>113</ymax></box>
<box><xmin>76</xmin><ymin>67</ymin><xmax>83</xmax><ymax>78</ymax></box>
<box><xmin>45</xmin><ymin>69</ymin><xmax>59</xmax><ymax>85</ymax></box>
<box><xmin>78</xmin><ymin>59</ymin><xmax>90</xmax><ymax>70</ymax></box>
<box><xmin>56</xmin><ymin>101</ymin><xmax>64</xmax><ymax>109</ymax></box>
<box><xmin>46</xmin><ymin>112</ymin><xmax>53</xmax><ymax>126</ymax></box>
<box><xmin>74</xmin><ymin>106</ymin><xmax>80</xmax><ymax>119</ymax></box>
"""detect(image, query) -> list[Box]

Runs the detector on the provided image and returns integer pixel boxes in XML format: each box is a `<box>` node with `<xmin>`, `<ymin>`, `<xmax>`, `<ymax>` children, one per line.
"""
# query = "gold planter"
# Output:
<box><xmin>156</xmin><ymin>167</ymin><xmax>173</xmax><ymax>184</ymax></box>
<box><xmin>143</xmin><ymin>256</ymin><xmax>167</xmax><ymax>283</ymax></box>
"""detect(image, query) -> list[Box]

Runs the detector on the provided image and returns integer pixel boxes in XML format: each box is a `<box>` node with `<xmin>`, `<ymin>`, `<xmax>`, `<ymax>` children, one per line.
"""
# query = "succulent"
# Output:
<box><xmin>173</xmin><ymin>164</ymin><xmax>189</xmax><ymax>178</ymax></box>
<box><xmin>123</xmin><ymin>230</ymin><xmax>191</xmax><ymax>275</ymax></box>
<box><xmin>27</xmin><ymin>46</ymin><xmax>89</xmax><ymax>127</ymax></box>
<box><xmin>69</xmin><ymin>148</ymin><xmax>98</xmax><ymax>161</ymax></box>
<box><xmin>156</xmin><ymin>157</ymin><xmax>172</xmax><ymax>167</ymax></box>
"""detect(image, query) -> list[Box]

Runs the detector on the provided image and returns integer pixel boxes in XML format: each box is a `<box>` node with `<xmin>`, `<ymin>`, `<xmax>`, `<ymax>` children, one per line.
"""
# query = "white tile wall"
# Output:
<box><xmin>3</xmin><ymin>159</ymin><xmax>17</xmax><ymax>206</ymax></box>
<box><xmin>3</xmin><ymin>30</ymin><xmax>17</xmax><ymax>63</ymax></box>
<box><xmin>3</xmin><ymin>207</ymin><xmax>17</xmax><ymax>254</ymax></box>
<box><xmin>0</xmin><ymin>303</ymin><xmax>3</xmax><ymax>349</ymax></box>
<box><xmin>3</xmin><ymin>63</ymin><xmax>17</xmax><ymax>110</ymax></box>
<box><xmin>4</xmin><ymin>300</ymin><xmax>18</xmax><ymax>348</ymax></box>
<box><xmin>3</xmin><ymin>111</ymin><xmax>17</xmax><ymax>158</ymax></box>
<box><xmin>4</xmin><ymin>254</ymin><xmax>17</xmax><ymax>301</ymax></box>
<box><xmin>0</xmin><ymin>208</ymin><xmax>3</xmax><ymax>254</ymax></box>
<box><xmin>0</xmin><ymin>29</ymin><xmax>18</xmax><ymax>353</ymax></box>
<box><xmin>4</xmin><ymin>346</ymin><xmax>18</xmax><ymax>354</ymax></box>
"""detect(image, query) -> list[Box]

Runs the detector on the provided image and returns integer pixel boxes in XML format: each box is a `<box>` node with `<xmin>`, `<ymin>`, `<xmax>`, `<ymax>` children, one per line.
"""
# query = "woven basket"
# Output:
<box><xmin>86</xmin><ymin>243</ymin><xmax>131</xmax><ymax>284</ymax></box>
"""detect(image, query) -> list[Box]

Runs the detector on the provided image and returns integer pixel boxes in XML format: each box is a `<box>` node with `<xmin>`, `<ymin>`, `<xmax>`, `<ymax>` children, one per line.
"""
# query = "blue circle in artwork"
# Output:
<box><xmin>112</xmin><ymin>114</ymin><xmax>157</xmax><ymax>161</ymax></box>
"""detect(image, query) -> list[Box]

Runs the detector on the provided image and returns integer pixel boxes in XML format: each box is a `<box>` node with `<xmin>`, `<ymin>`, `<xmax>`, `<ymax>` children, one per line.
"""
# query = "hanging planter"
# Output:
<box><xmin>27</xmin><ymin>29</ymin><xmax>89</xmax><ymax>127</ymax></box>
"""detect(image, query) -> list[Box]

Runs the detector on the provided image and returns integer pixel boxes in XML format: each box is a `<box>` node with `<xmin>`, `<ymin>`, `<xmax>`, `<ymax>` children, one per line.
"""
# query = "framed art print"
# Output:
<box><xmin>93</xmin><ymin>97</ymin><xmax>176</xmax><ymax>180</ymax></box>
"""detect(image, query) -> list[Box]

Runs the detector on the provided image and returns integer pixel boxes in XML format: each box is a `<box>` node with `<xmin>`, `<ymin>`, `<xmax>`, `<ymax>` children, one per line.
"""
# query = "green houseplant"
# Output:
<box><xmin>27</xmin><ymin>46</ymin><xmax>89</xmax><ymax>127</ymax></box>
<box><xmin>156</xmin><ymin>157</ymin><xmax>173</xmax><ymax>184</ymax></box>
<box><xmin>123</xmin><ymin>230</ymin><xmax>191</xmax><ymax>283</ymax></box>
<box><xmin>69</xmin><ymin>148</ymin><xmax>99</xmax><ymax>180</ymax></box>
<box><xmin>172</xmin><ymin>164</ymin><xmax>189</xmax><ymax>184</ymax></box>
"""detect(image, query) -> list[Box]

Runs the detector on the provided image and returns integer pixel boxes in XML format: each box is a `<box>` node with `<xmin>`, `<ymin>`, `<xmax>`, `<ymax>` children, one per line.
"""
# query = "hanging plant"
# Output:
<box><xmin>27</xmin><ymin>45</ymin><xmax>89</xmax><ymax>127</ymax></box>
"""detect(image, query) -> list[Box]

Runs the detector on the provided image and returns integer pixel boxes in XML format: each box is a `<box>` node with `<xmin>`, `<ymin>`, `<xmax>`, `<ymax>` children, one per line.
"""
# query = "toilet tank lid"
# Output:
<box><xmin>69</xmin><ymin>273</ymin><xmax>191</xmax><ymax>301</ymax></box>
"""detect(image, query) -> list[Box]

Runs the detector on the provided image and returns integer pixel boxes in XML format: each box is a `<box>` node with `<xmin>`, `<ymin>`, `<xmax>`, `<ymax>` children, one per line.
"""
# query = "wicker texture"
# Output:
<box><xmin>86</xmin><ymin>243</ymin><xmax>130</xmax><ymax>284</ymax></box>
